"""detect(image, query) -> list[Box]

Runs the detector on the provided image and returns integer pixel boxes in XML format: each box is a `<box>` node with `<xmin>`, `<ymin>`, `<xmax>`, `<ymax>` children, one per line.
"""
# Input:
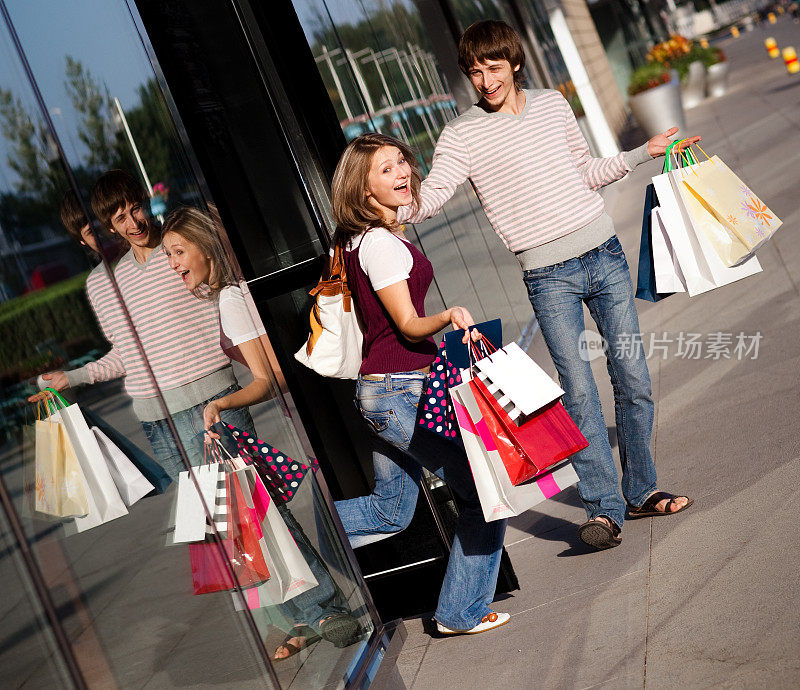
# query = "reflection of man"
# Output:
<box><xmin>399</xmin><ymin>21</ymin><xmax>694</xmax><ymax>550</ymax></box>
<box><xmin>38</xmin><ymin>170</ymin><xmax>255</xmax><ymax>479</ymax></box>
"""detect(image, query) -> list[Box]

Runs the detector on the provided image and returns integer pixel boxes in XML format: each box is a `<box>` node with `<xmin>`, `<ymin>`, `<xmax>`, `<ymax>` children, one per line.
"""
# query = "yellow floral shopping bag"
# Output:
<box><xmin>676</xmin><ymin>146</ymin><xmax>782</xmax><ymax>267</ymax></box>
<box><xmin>34</xmin><ymin>400</ymin><xmax>89</xmax><ymax>519</ymax></box>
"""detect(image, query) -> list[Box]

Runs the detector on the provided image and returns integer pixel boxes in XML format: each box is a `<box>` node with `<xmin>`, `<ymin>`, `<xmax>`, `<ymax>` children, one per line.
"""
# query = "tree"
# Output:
<box><xmin>0</xmin><ymin>89</ymin><xmax>50</xmax><ymax>196</ymax></box>
<box><xmin>64</xmin><ymin>55</ymin><xmax>121</xmax><ymax>171</ymax></box>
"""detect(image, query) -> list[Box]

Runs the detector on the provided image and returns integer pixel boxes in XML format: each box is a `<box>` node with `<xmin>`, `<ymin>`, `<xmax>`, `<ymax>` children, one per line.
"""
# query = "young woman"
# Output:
<box><xmin>330</xmin><ymin>132</ymin><xmax>509</xmax><ymax>635</ymax></box>
<box><xmin>161</xmin><ymin>207</ymin><xmax>360</xmax><ymax>661</ymax></box>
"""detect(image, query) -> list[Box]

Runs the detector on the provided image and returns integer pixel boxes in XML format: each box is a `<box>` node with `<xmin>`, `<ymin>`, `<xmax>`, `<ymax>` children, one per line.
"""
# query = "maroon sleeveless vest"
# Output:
<box><xmin>344</xmin><ymin>232</ymin><xmax>438</xmax><ymax>375</ymax></box>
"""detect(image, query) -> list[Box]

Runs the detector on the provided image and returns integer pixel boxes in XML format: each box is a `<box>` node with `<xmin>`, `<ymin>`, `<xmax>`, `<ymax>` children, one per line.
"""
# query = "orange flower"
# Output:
<box><xmin>726</xmin><ymin>214</ymin><xmax>739</xmax><ymax>225</ymax></box>
<box><xmin>745</xmin><ymin>197</ymin><xmax>772</xmax><ymax>226</ymax></box>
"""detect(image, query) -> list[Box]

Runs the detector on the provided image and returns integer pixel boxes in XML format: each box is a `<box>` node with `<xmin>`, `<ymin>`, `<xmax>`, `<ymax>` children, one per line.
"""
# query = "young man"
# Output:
<box><xmin>398</xmin><ymin>21</ymin><xmax>696</xmax><ymax>550</ymax></box>
<box><xmin>38</xmin><ymin>171</ymin><xmax>255</xmax><ymax>479</ymax></box>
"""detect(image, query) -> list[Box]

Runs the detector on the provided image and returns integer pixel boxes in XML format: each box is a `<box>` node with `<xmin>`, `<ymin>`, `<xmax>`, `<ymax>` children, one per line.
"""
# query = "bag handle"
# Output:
<box><xmin>44</xmin><ymin>388</ymin><xmax>70</xmax><ymax>409</ymax></box>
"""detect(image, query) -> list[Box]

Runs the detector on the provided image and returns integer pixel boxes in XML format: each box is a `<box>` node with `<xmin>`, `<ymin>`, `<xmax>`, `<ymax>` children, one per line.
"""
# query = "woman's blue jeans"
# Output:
<box><xmin>523</xmin><ymin>235</ymin><xmax>658</xmax><ymax>529</ymax></box>
<box><xmin>335</xmin><ymin>373</ymin><xmax>507</xmax><ymax>631</ymax></box>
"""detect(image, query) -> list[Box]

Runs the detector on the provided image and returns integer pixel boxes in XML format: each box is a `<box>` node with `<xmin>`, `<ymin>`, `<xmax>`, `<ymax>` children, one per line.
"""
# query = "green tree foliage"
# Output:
<box><xmin>0</xmin><ymin>90</ymin><xmax>53</xmax><ymax>196</ymax></box>
<box><xmin>64</xmin><ymin>55</ymin><xmax>122</xmax><ymax>171</ymax></box>
<box><xmin>124</xmin><ymin>79</ymin><xmax>183</xmax><ymax>187</ymax></box>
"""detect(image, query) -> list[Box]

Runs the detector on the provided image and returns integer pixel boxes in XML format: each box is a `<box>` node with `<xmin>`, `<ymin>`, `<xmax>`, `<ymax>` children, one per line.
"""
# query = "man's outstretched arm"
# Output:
<box><xmin>398</xmin><ymin>125</ymin><xmax>472</xmax><ymax>224</ymax></box>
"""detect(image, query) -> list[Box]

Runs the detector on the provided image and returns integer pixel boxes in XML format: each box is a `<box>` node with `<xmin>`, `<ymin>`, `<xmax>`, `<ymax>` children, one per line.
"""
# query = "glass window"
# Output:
<box><xmin>0</xmin><ymin>1</ymin><xmax>381</xmax><ymax>686</ymax></box>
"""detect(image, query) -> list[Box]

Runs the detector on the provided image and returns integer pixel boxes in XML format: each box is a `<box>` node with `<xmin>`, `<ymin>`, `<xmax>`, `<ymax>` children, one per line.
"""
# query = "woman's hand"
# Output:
<box><xmin>647</xmin><ymin>127</ymin><xmax>702</xmax><ymax>157</ymax></box>
<box><xmin>448</xmin><ymin>306</ymin><xmax>481</xmax><ymax>344</ymax></box>
<box><xmin>203</xmin><ymin>401</ymin><xmax>222</xmax><ymax>442</ymax></box>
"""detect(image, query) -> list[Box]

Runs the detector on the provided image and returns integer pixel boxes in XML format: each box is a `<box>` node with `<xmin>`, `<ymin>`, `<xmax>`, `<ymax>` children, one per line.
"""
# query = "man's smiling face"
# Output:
<box><xmin>467</xmin><ymin>58</ymin><xmax>520</xmax><ymax>111</ymax></box>
<box><xmin>109</xmin><ymin>200</ymin><xmax>152</xmax><ymax>248</ymax></box>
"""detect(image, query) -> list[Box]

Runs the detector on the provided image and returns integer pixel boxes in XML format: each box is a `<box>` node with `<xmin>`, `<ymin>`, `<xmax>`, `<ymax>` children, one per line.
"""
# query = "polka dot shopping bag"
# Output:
<box><xmin>224</xmin><ymin>424</ymin><xmax>317</xmax><ymax>504</ymax></box>
<box><xmin>418</xmin><ymin>340</ymin><xmax>461</xmax><ymax>440</ymax></box>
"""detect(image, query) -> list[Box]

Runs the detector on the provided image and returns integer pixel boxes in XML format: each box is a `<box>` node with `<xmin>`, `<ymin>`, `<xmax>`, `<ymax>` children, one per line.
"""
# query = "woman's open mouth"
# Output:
<box><xmin>180</xmin><ymin>269</ymin><xmax>190</xmax><ymax>282</ymax></box>
<box><xmin>394</xmin><ymin>182</ymin><xmax>409</xmax><ymax>193</ymax></box>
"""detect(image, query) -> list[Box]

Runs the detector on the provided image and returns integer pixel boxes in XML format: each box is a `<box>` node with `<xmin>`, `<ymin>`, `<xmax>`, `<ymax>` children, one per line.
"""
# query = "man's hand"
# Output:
<box><xmin>647</xmin><ymin>127</ymin><xmax>702</xmax><ymax>158</ymax></box>
<box><xmin>27</xmin><ymin>371</ymin><xmax>68</xmax><ymax>402</ymax></box>
<box><xmin>202</xmin><ymin>402</ymin><xmax>222</xmax><ymax>442</ymax></box>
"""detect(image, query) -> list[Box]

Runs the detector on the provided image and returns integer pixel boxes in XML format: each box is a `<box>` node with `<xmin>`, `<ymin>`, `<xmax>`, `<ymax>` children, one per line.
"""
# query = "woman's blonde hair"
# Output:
<box><xmin>161</xmin><ymin>206</ymin><xmax>236</xmax><ymax>300</ymax></box>
<box><xmin>331</xmin><ymin>133</ymin><xmax>422</xmax><ymax>248</ymax></box>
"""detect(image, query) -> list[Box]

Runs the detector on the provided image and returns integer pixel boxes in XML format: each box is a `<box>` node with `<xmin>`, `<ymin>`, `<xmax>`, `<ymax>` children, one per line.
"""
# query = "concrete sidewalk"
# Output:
<box><xmin>396</xmin><ymin>19</ymin><xmax>800</xmax><ymax>689</ymax></box>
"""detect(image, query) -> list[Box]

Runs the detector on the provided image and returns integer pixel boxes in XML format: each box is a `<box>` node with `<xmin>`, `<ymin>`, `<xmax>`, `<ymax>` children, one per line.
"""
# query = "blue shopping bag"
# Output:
<box><xmin>635</xmin><ymin>183</ymin><xmax>674</xmax><ymax>303</ymax></box>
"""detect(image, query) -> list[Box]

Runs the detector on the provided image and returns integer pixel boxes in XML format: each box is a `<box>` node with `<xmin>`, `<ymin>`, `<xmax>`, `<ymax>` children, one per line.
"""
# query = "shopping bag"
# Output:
<box><xmin>224</xmin><ymin>423</ymin><xmax>315</xmax><ymax>503</ymax></box>
<box><xmin>417</xmin><ymin>340</ymin><xmax>461</xmax><ymax>440</ymax></box>
<box><xmin>678</xmin><ymin>151</ymin><xmax>781</xmax><ymax>266</ymax></box>
<box><xmin>652</xmin><ymin>163</ymin><xmax>762</xmax><ymax>296</ymax></box>
<box><xmin>450</xmin><ymin>375</ymin><xmax>579</xmax><ymax>522</ymax></box>
<box><xmin>42</xmin><ymin>391</ymin><xmax>128</xmax><ymax>533</ymax></box>
<box><xmin>635</xmin><ymin>181</ymin><xmax>678</xmax><ymax>302</ymax></box>
<box><xmin>470</xmin><ymin>376</ymin><xmax>587</xmax><ymax>485</ymax></box>
<box><xmin>190</xmin><ymin>468</ymin><xmax>271</xmax><ymax>594</ymax></box>
<box><xmin>81</xmin><ymin>407</ymin><xmax>171</xmax><ymax>493</ymax></box>
<box><xmin>92</xmin><ymin>427</ymin><xmax>154</xmax><ymax>507</ymax></box>
<box><xmin>651</xmin><ymin>208</ymin><xmax>687</xmax><ymax>294</ymax></box>
<box><xmin>232</xmin><ymin>468</ymin><xmax>318</xmax><ymax>609</ymax></box>
<box><xmin>470</xmin><ymin>340</ymin><xmax>563</xmax><ymax>420</ymax></box>
<box><xmin>173</xmin><ymin>462</ymin><xmax>221</xmax><ymax>543</ymax></box>
<box><xmin>34</xmin><ymin>405</ymin><xmax>89</xmax><ymax>519</ymax></box>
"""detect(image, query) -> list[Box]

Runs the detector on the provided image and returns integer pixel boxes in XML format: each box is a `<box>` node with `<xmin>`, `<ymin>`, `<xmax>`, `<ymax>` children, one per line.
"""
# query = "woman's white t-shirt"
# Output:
<box><xmin>218</xmin><ymin>282</ymin><xmax>267</xmax><ymax>346</ymax></box>
<box><xmin>345</xmin><ymin>228</ymin><xmax>414</xmax><ymax>291</ymax></box>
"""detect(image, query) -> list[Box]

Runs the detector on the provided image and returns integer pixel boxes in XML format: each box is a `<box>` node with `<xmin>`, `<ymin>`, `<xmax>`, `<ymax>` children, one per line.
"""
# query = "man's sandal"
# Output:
<box><xmin>627</xmin><ymin>491</ymin><xmax>694</xmax><ymax>519</ymax></box>
<box><xmin>272</xmin><ymin>625</ymin><xmax>320</xmax><ymax>662</ymax></box>
<box><xmin>578</xmin><ymin>516</ymin><xmax>622</xmax><ymax>550</ymax></box>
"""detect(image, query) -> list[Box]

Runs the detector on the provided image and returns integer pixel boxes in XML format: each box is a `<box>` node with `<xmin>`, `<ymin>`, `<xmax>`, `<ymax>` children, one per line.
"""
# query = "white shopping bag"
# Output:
<box><xmin>49</xmin><ymin>403</ymin><xmax>128</xmax><ymax>534</ymax></box>
<box><xmin>173</xmin><ymin>463</ymin><xmax>221</xmax><ymax>543</ymax></box>
<box><xmin>450</xmin><ymin>373</ymin><xmax>579</xmax><ymax>522</ymax></box>
<box><xmin>232</xmin><ymin>468</ymin><xmax>318</xmax><ymax>609</ymax></box>
<box><xmin>92</xmin><ymin>427</ymin><xmax>154</xmax><ymax>507</ymax></box>
<box><xmin>652</xmin><ymin>167</ymin><xmax>762</xmax><ymax>296</ymax></box>
<box><xmin>472</xmin><ymin>341</ymin><xmax>564</xmax><ymax>420</ymax></box>
<box><xmin>651</xmin><ymin>208</ymin><xmax>686</xmax><ymax>294</ymax></box>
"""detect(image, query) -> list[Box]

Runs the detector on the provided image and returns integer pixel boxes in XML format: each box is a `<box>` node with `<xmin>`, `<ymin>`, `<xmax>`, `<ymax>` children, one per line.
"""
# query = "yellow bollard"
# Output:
<box><xmin>768</xmin><ymin>12</ymin><xmax>777</xmax><ymax>23</ymax></box>
<box><xmin>700</xmin><ymin>38</ymin><xmax>709</xmax><ymax>48</ymax></box>
<box><xmin>783</xmin><ymin>47</ymin><xmax>800</xmax><ymax>73</ymax></box>
<box><xmin>731</xmin><ymin>26</ymin><xmax>740</xmax><ymax>38</ymax></box>
<box><xmin>766</xmin><ymin>37</ymin><xmax>780</xmax><ymax>58</ymax></box>
<box><xmin>778</xmin><ymin>6</ymin><xmax>785</xmax><ymax>14</ymax></box>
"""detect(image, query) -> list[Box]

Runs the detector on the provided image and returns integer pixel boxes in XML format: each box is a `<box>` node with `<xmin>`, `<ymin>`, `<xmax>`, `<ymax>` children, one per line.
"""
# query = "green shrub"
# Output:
<box><xmin>0</xmin><ymin>272</ymin><xmax>107</xmax><ymax>380</ymax></box>
<box><xmin>628</xmin><ymin>63</ymin><xmax>672</xmax><ymax>96</ymax></box>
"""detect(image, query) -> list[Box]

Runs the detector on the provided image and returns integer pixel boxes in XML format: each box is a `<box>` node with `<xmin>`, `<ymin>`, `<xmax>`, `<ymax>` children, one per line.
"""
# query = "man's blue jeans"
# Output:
<box><xmin>523</xmin><ymin>235</ymin><xmax>657</xmax><ymax>529</ymax></box>
<box><xmin>141</xmin><ymin>384</ymin><xmax>256</xmax><ymax>480</ymax></box>
<box><xmin>335</xmin><ymin>373</ymin><xmax>507</xmax><ymax>631</ymax></box>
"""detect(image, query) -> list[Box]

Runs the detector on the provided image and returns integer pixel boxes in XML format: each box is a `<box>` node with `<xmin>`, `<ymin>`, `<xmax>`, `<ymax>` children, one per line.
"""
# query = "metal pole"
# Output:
<box><xmin>344</xmin><ymin>47</ymin><xmax>376</xmax><ymax>114</ymax></box>
<box><xmin>113</xmin><ymin>97</ymin><xmax>153</xmax><ymax>195</ymax></box>
<box><xmin>320</xmin><ymin>45</ymin><xmax>354</xmax><ymax>121</ymax></box>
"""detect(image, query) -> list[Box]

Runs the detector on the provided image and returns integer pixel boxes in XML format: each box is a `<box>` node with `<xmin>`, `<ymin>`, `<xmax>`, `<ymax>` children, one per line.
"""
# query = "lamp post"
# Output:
<box><xmin>111</xmin><ymin>97</ymin><xmax>163</xmax><ymax>218</ymax></box>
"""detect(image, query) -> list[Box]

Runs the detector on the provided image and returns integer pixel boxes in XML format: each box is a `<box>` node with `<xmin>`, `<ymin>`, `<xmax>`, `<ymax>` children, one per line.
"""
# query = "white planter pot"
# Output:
<box><xmin>628</xmin><ymin>71</ymin><xmax>687</xmax><ymax>138</ymax></box>
<box><xmin>682</xmin><ymin>60</ymin><xmax>706</xmax><ymax>109</ymax></box>
<box><xmin>706</xmin><ymin>61</ymin><xmax>730</xmax><ymax>98</ymax></box>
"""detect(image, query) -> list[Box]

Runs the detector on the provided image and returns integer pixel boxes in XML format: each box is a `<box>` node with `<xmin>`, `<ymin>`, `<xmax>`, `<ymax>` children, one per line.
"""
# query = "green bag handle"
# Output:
<box><xmin>665</xmin><ymin>140</ymin><xmax>697</xmax><ymax>171</ymax></box>
<box><xmin>44</xmin><ymin>387</ymin><xmax>71</xmax><ymax>409</ymax></box>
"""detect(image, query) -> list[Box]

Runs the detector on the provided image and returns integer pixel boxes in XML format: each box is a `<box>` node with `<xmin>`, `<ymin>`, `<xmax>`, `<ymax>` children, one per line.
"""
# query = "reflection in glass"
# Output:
<box><xmin>1</xmin><ymin>1</ymin><xmax>378</xmax><ymax>687</ymax></box>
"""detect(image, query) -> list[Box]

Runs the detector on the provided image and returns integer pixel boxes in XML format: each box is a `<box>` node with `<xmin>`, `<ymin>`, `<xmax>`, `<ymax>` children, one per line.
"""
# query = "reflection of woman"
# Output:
<box><xmin>162</xmin><ymin>208</ymin><xmax>359</xmax><ymax>660</ymax></box>
<box><xmin>330</xmin><ymin>133</ymin><xmax>509</xmax><ymax>635</ymax></box>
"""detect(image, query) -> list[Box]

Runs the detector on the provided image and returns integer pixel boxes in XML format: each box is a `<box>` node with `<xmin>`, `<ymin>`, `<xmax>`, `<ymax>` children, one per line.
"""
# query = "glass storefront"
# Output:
<box><xmin>0</xmin><ymin>1</ymin><xmax>392</xmax><ymax>687</ymax></box>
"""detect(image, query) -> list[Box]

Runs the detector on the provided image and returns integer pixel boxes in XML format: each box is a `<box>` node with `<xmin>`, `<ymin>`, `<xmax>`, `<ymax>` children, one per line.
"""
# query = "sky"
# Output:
<box><xmin>0</xmin><ymin>0</ymin><xmax>158</xmax><ymax>191</ymax></box>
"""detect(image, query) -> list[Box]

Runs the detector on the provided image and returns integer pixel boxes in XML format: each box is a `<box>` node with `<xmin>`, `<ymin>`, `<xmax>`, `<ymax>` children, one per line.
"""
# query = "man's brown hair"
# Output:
<box><xmin>90</xmin><ymin>169</ymin><xmax>146</xmax><ymax>230</ymax></box>
<box><xmin>458</xmin><ymin>20</ymin><xmax>526</xmax><ymax>86</ymax></box>
<box><xmin>59</xmin><ymin>189</ymin><xmax>89</xmax><ymax>242</ymax></box>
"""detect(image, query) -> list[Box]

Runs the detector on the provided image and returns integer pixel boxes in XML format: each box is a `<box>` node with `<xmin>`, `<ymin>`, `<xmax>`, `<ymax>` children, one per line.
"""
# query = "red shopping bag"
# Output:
<box><xmin>190</xmin><ymin>470</ymin><xmax>271</xmax><ymax>595</ymax></box>
<box><xmin>470</xmin><ymin>376</ymin><xmax>588</xmax><ymax>485</ymax></box>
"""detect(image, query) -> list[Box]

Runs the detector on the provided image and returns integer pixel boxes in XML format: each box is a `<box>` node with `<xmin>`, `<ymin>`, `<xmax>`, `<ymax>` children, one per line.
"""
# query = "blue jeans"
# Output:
<box><xmin>523</xmin><ymin>235</ymin><xmax>657</xmax><ymax>529</ymax></box>
<box><xmin>335</xmin><ymin>373</ymin><xmax>507</xmax><ymax>630</ymax></box>
<box><xmin>141</xmin><ymin>384</ymin><xmax>256</xmax><ymax>480</ymax></box>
